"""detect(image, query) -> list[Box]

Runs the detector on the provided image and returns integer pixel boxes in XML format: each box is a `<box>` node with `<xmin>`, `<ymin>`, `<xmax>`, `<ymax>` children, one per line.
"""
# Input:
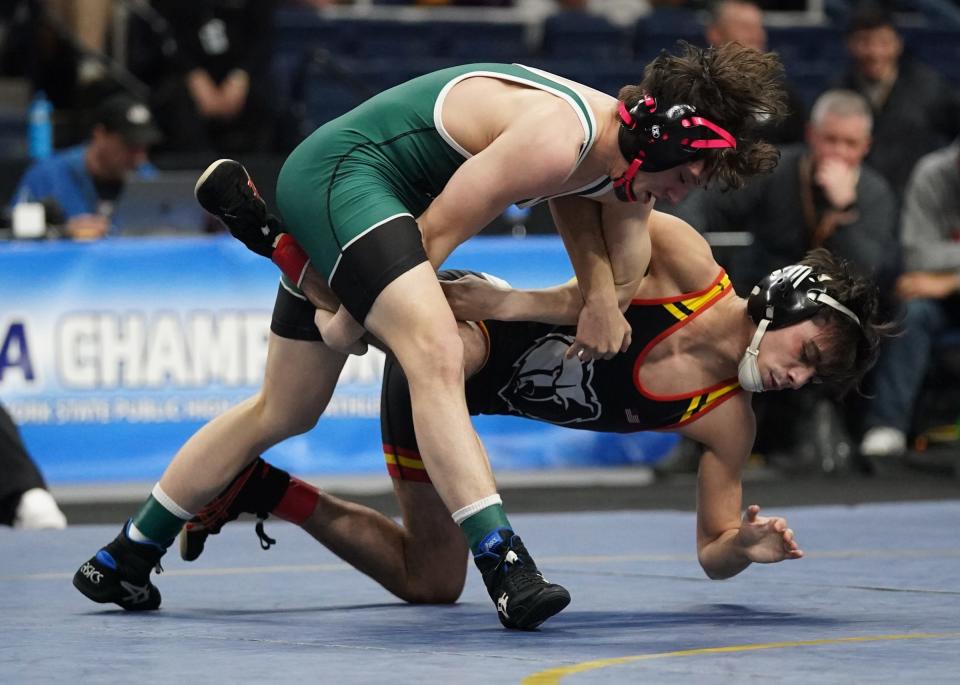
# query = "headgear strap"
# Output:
<box><xmin>738</xmin><ymin>264</ymin><xmax>862</xmax><ymax>393</ymax></box>
<box><xmin>614</xmin><ymin>95</ymin><xmax>737</xmax><ymax>202</ymax></box>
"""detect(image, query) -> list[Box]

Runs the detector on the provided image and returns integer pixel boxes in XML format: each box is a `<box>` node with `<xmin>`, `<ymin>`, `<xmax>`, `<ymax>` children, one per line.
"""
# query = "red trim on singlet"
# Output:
<box><xmin>630</xmin><ymin>268</ymin><xmax>728</xmax><ymax>305</ymax></box>
<box><xmin>661</xmin><ymin>388</ymin><xmax>742</xmax><ymax>431</ymax></box>
<box><xmin>384</xmin><ymin>443</ymin><xmax>421</xmax><ymax>460</ymax></box>
<box><xmin>631</xmin><ymin>269</ymin><xmax>741</xmax><ymax>408</ymax></box>
<box><xmin>386</xmin><ymin>461</ymin><xmax>434</xmax><ymax>483</ymax></box>
<box><xmin>383</xmin><ymin>443</ymin><xmax>433</xmax><ymax>483</ymax></box>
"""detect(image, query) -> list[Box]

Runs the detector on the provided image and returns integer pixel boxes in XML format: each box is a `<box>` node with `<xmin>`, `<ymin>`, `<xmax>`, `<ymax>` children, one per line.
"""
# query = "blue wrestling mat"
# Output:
<box><xmin>2</xmin><ymin>501</ymin><xmax>959</xmax><ymax>683</ymax></box>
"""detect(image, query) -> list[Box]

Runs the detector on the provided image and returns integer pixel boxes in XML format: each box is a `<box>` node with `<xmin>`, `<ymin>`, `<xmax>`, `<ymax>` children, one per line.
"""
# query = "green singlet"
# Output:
<box><xmin>275</xmin><ymin>62</ymin><xmax>608</xmax><ymax>281</ymax></box>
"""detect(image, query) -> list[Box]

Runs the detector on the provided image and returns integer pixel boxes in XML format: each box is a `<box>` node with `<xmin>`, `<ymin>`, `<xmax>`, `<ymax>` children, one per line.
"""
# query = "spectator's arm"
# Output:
<box><xmin>186</xmin><ymin>68</ymin><xmax>224</xmax><ymax>117</ymax></box>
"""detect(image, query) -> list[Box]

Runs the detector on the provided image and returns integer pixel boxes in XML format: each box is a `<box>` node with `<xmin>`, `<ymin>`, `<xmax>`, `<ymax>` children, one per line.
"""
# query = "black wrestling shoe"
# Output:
<box><xmin>179</xmin><ymin>457</ymin><xmax>290</xmax><ymax>562</ymax></box>
<box><xmin>195</xmin><ymin>159</ymin><xmax>277</xmax><ymax>257</ymax></box>
<box><xmin>72</xmin><ymin>522</ymin><xmax>164</xmax><ymax>611</ymax></box>
<box><xmin>474</xmin><ymin>529</ymin><xmax>571</xmax><ymax>630</ymax></box>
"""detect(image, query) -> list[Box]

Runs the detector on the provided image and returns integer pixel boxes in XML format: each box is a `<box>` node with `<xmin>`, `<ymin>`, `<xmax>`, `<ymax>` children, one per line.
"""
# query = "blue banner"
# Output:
<box><xmin>0</xmin><ymin>235</ymin><xmax>675</xmax><ymax>484</ymax></box>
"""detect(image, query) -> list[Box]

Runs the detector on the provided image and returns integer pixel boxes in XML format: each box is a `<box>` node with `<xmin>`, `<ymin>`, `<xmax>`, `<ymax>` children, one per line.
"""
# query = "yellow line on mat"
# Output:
<box><xmin>522</xmin><ymin>632</ymin><xmax>960</xmax><ymax>684</ymax></box>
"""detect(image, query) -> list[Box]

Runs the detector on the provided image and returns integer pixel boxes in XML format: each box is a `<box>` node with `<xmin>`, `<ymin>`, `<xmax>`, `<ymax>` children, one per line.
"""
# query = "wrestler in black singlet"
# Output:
<box><xmin>380</xmin><ymin>270</ymin><xmax>743</xmax><ymax>482</ymax></box>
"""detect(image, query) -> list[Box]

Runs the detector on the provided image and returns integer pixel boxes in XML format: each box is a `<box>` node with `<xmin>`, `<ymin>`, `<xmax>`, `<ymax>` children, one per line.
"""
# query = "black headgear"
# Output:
<box><xmin>613</xmin><ymin>95</ymin><xmax>736</xmax><ymax>202</ymax></box>
<box><xmin>747</xmin><ymin>264</ymin><xmax>861</xmax><ymax>329</ymax></box>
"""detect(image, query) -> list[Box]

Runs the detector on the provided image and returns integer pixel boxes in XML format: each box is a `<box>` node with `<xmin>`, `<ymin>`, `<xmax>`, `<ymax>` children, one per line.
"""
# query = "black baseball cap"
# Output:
<box><xmin>95</xmin><ymin>94</ymin><xmax>163</xmax><ymax>146</ymax></box>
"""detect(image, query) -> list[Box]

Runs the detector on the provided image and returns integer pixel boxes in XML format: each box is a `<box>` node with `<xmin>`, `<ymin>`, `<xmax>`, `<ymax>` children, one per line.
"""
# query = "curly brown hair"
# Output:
<box><xmin>618</xmin><ymin>41</ymin><xmax>787</xmax><ymax>189</ymax></box>
<box><xmin>797</xmin><ymin>248</ymin><xmax>891</xmax><ymax>395</ymax></box>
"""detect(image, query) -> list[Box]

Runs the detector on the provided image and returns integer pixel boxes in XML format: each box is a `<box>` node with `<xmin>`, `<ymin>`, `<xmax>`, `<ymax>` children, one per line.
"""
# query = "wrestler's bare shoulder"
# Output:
<box><xmin>644</xmin><ymin>211</ymin><xmax>720</xmax><ymax>294</ymax></box>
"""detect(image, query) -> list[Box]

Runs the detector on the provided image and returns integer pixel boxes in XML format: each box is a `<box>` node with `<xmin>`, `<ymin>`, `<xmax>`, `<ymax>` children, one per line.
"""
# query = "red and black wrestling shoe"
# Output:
<box><xmin>195</xmin><ymin>159</ymin><xmax>309</xmax><ymax>283</ymax></box>
<box><xmin>179</xmin><ymin>457</ymin><xmax>291</xmax><ymax>562</ymax></box>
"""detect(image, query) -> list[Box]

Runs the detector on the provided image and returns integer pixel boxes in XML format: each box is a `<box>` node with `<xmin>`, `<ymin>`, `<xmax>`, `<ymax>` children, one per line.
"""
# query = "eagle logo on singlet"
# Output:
<box><xmin>497</xmin><ymin>334</ymin><xmax>601</xmax><ymax>425</ymax></box>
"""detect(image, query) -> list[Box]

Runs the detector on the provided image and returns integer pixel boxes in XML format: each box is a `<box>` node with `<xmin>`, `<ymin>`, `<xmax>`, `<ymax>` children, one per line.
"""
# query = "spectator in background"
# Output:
<box><xmin>835</xmin><ymin>2</ymin><xmax>960</xmax><ymax>199</ymax></box>
<box><xmin>704</xmin><ymin>0</ymin><xmax>806</xmax><ymax>144</ymax></box>
<box><xmin>10</xmin><ymin>93</ymin><xmax>161</xmax><ymax>239</ymax></box>
<box><xmin>670</xmin><ymin>89</ymin><xmax>898</xmax><ymax>469</ymax></box>
<box><xmin>0</xmin><ymin>403</ymin><xmax>66</xmax><ymax>529</ymax></box>
<box><xmin>860</xmin><ymin>140</ymin><xmax>960</xmax><ymax>459</ymax></box>
<box><xmin>143</xmin><ymin>0</ymin><xmax>278</xmax><ymax>158</ymax></box>
<box><xmin>545</xmin><ymin>0</ymin><xmax>649</xmax><ymax>28</ymax></box>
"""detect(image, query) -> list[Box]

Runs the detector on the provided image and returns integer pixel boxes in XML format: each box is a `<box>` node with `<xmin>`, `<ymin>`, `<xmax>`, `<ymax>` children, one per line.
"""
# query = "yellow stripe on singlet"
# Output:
<box><xmin>680</xmin><ymin>395</ymin><xmax>704</xmax><ymax>423</ymax></box>
<box><xmin>663</xmin><ymin>274</ymin><xmax>730</xmax><ymax>322</ymax></box>
<box><xmin>680</xmin><ymin>381</ymin><xmax>741</xmax><ymax>422</ymax></box>
<box><xmin>664</xmin><ymin>303</ymin><xmax>689</xmax><ymax>321</ymax></box>
<box><xmin>680</xmin><ymin>273</ymin><xmax>731</xmax><ymax>313</ymax></box>
<box><xmin>383</xmin><ymin>453</ymin><xmax>427</xmax><ymax>471</ymax></box>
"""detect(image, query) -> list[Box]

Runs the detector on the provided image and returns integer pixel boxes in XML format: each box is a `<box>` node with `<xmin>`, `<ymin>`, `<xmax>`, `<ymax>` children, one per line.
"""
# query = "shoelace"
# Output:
<box><xmin>254</xmin><ymin>517</ymin><xmax>276</xmax><ymax>550</ymax></box>
<box><xmin>499</xmin><ymin>555</ymin><xmax>545</xmax><ymax>592</ymax></box>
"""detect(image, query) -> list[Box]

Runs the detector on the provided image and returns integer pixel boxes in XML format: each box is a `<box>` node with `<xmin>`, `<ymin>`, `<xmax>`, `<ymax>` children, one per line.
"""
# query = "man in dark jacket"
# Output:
<box><xmin>834</xmin><ymin>3</ymin><xmax>960</xmax><ymax>199</ymax></box>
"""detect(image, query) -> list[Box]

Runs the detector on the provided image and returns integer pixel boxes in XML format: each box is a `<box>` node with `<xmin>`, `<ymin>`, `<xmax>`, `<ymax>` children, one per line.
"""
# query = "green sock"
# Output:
<box><xmin>459</xmin><ymin>503</ymin><xmax>512</xmax><ymax>554</ymax></box>
<box><xmin>130</xmin><ymin>492</ymin><xmax>190</xmax><ymax>546</ymax></box>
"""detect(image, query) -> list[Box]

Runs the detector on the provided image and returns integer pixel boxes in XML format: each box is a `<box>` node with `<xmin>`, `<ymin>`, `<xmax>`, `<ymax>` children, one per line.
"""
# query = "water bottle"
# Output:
<box><xmin>27</xmin><ymin>91</ymin><xmax>53</xmax><ymax>160</ymax></box>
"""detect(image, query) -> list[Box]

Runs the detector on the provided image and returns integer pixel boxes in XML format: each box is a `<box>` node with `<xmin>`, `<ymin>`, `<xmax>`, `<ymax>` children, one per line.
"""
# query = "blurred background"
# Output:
<box><xmin>2</xmin><ymin>0</ymin><xmax>959</xmax><ymax>526</ymax></box>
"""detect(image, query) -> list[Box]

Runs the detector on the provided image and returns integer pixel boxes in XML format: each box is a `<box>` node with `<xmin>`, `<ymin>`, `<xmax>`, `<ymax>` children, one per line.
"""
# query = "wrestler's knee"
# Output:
<box><xmin>402</xmin><ymin>568</ymin><xmax>466</xmax><ymax>605</ymax></box>
<box><xmin>252</xmin><ymin>389</ymin><xmax>322</xmax><ymax>438</ymax></box>
<box><xmin>402</xmin><ymin>323</ymin><xmax>465</xmax><ymax>387</ymax></box>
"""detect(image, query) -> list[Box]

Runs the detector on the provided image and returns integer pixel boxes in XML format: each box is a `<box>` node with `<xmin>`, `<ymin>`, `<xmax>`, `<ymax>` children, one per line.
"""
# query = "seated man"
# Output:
<box><xmin>176</xmin><ymin>211</ymin><xmax>884</xmax><ymax>609</ymax></box>
<box><xmin>860</xmin><ymin>139</ymin><xmax>960</xmax><ymax>458</ymax></box>
<box><xmin>11</xmin><ymin>94</ymin><xmax>161</xmax><ymax>239</ymax></box>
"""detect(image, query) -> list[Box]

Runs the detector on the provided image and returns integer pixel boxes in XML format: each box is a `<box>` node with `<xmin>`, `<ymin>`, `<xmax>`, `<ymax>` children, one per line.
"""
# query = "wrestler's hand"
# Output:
<box><xmin>315</xmin><ymin>306</ymin><xmax>368</xmax><ymax>356</ymax></box>
<box><xmin>736</xmin><ymin>504</ymin><xmax>804</xmax><ymax>563</ymax></box>
<box><xmin>440</xmin><ymin>274</ymin><xmax>509</xmax><ymax>321</ymax></box>
<box><xmin>567</xmin><ymin>300</ymin><xmax>631</xmax><ymax>362</ymax></box>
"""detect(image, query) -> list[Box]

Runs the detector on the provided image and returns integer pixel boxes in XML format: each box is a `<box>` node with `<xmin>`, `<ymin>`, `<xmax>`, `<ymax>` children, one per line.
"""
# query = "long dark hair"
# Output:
<box><xmin>799</xmin><ymin>248</ymin><xmax>891</xmax><ymax>394</ymax></box>
<box><xmin>619</xmin><ymin>41</ymin><xmax>787</xmax><ymax>189</ymax></box>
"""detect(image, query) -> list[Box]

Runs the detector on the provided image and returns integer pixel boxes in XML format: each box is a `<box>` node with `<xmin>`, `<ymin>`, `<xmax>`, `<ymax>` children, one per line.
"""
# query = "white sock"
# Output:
<box><xmin>451</xmin><ymin>494</ymin><xmax>503</xmax><ymax>525</ymax></box>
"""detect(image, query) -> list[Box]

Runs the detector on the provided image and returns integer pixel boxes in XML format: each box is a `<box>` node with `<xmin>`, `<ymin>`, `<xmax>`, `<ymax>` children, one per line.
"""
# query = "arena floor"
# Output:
<box><xmin>3</xmin><ymin>496</ymin><xmax>959</xmax><ymax>683</ymax></box>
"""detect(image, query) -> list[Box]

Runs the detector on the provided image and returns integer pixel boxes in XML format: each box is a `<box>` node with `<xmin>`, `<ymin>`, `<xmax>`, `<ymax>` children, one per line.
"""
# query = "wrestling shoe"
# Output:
<box><xmin>195</xmin><ymin>159</ymin><xmax>277</xmax><ymax>257</ymax></box>
<box><xmin>474</xmin><ymin>529</ymin><xmax>571</xmax><ymax>630</ymax></box>
<box><xmin>72</xmin><ymin>521</ymin><xmax>164</xmax><ymax>611</ymax></box>
<box><xmin>179</xmin><ymin>457</ymin><xmax>290</xmax><ymax>562</ymax></box>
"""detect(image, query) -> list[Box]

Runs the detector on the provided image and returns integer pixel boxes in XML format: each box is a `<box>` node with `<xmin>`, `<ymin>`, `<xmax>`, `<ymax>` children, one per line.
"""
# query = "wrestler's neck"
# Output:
<box><xmin>706</xmin><ymin>295</ymin><xmax>756</xmax><ymax>372</ymax></box>
<box><xmin>598</xmin><ymin>108</ymin><xmax>632</xmax><ymax>179</ymax></box>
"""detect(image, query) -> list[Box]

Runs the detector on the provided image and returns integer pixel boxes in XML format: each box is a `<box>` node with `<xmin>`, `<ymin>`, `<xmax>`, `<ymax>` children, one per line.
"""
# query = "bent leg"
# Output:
<box><xmin>298</xmin><ymin>480</ymin><xmax>467</xmax><ymax>604</ymax></box>
<box><xmin>160</xmin><ymin>333</ymin><xmax>346</xmax><ymax>512</ymax></box>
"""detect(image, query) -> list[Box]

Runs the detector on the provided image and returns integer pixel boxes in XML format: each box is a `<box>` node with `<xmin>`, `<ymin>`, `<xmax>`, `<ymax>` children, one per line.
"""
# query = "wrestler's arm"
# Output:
<box><xmin>441</xmin><ymin>210</ymin><xmax>706</xmax><ymax>324</ymax></box>
<box><xmin>299</xmin><ymin>266</ymin><xmax>340</xmax><ymax>313</ymax></box>
<box><xmin>547</xmin><ymin>195</ymin><xmax>645</xmax><ymax>359</ymax></box>
<box><xmin>596</xmin><ymin>196</ymin><xmax>653</xmax><ymax>310</ymax></box>
<box><xmin>681</xmin><ymin>399</ymin><xmax>803</xmax><ymax>579</ymax></box>
<box><xmin>417</xmin><ymin>114</ymin><xmax>582</xmax><ymax>268</ymax></box>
